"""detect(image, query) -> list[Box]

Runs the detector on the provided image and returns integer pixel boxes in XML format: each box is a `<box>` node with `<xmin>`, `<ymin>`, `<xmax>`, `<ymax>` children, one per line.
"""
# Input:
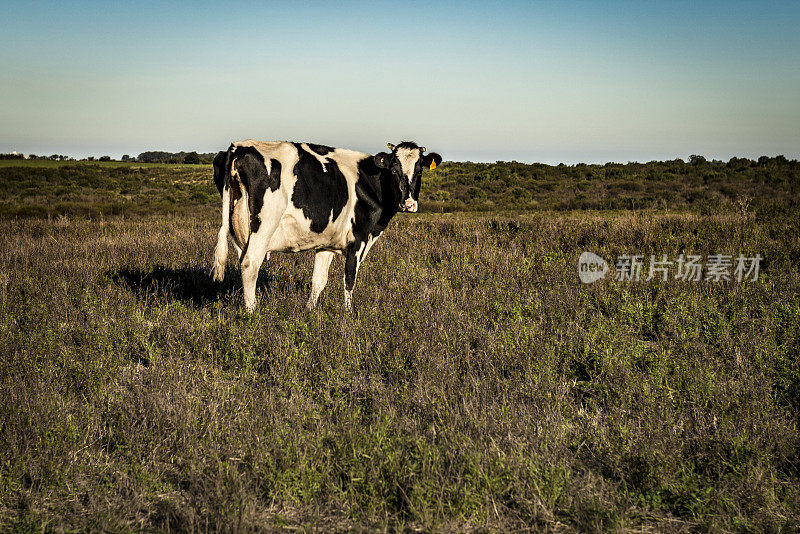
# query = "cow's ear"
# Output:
<box><xmin>387</xmin><ymin>143</ymin><xmax>396</xmax><ymax>152</ymax></box>
<box><xmin>374</xmin><ymin>152</ymin><xmax>391</xmax><ymax>169</ymax></box>
<box><xmin>421</xmin><ymin>152</ymin><xmax>442</xmax><ymax>170</ymax></box>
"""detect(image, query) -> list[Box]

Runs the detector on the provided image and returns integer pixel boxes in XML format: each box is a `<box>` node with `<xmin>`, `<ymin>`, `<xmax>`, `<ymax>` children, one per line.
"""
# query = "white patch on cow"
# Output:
<box><xmin>396</xmin><ymin>146</ymin><xmax>422</xmax><ymax>184</ymax></box>
<box><xmin>301</xmin><ymin>143</ymin><xmax>329</xmax><ymax>172</ymax></box>
<box><xmin>403</xmin><ymin>198</ymin><xmax>418</xmax><ymax>212</ymax></box>
<box><xmin>232</xmin><ymin>139</ymin><xmax>286</xmax><ymax>161</ymax></box>
<box><xmin>360</xmin><ymin>232</ymin><xmax>382</xmax><ymax>262</ymax></box>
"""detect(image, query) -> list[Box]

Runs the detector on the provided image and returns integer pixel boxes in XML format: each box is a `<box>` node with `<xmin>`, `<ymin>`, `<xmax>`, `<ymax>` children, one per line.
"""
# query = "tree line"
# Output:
<box><xmin>0</xmin><ymin>151</ymin><xmax>217</xmax><ymax>164</ymax></box>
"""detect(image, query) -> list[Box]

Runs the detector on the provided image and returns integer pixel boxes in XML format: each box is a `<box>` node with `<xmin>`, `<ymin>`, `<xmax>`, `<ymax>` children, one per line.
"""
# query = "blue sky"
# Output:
<box><xmin>1</xmin><ymin>0</ymin><xmax>798</xmax><ymax>163</ymax></box>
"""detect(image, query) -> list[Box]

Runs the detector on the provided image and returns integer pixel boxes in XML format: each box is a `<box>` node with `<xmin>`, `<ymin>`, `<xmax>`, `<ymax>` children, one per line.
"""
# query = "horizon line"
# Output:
<box><xmin>4</xmin><ymin>149</ymin><xmax>798</xmax><ymax>167</ymax></box>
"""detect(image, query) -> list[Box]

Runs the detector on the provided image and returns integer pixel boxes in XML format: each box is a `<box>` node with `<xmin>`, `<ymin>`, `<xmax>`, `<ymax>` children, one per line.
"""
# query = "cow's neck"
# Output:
<box><xmin>357</xmin><ymin>160</ymin><xmax>400</xmax><ymax>231</ymax></box>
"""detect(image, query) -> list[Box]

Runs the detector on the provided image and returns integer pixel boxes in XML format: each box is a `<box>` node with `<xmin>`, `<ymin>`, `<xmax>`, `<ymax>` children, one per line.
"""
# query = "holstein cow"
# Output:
<box><xmin>211</xmin><ymin>140</ymin><xmax>442</xmax><ymax>312</ymax></box>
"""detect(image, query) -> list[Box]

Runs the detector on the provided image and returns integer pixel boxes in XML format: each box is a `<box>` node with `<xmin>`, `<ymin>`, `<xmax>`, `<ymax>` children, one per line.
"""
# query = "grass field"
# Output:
<box><xmin>1</xmin><ymin>200</ymin><xmax>799</xmax><ymax>530</ymax></box>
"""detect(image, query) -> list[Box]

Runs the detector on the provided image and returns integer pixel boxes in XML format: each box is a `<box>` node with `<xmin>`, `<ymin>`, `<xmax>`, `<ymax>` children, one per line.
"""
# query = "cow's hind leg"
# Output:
<box><xmin>305</xmin><ymin>250</ymin><xmax>335</xmax><ymax>311</ymax></box>
<box><xmin>240</xmin><ymin>197</ymin><xmax>285</xmax><ymax>312</ymax></box>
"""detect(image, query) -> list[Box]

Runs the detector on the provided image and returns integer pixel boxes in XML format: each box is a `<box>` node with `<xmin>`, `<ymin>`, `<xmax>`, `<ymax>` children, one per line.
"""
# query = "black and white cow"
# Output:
<box><xmin>211</xmin><ymin>140</ymin><xmax>442</xmax><ymax>312</ymax></box>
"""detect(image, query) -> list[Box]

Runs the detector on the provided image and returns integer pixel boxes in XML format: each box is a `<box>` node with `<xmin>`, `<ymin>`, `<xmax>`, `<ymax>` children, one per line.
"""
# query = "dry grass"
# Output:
<box><xmin>1</xmin><ymin>210</ymin><xmax>799</xmax><ymax>532</ymax></box>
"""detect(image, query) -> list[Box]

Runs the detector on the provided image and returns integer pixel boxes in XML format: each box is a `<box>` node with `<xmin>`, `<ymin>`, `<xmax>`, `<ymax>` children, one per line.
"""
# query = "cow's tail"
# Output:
<box><xmin>212</xmin><ymin>189</ymin><xmax>230</xmax><ymax>281</ymax></box>
<box><xmin>211</xmin><ymin>149</ymin><xmax>232</xmax><ymax>282</ymax></box>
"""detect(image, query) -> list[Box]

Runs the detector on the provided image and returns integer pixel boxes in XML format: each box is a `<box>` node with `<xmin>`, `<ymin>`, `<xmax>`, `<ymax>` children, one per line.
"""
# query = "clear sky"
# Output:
<box><xmin>1</xmin><ymin>0</ymin><xmax>798</xmax><ymax>163</ymax></box>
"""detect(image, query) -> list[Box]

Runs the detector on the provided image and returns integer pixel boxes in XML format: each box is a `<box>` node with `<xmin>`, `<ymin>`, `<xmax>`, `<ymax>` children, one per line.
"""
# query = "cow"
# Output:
<box><xmin>211</xmin><ymin>140</ymin><xmax>442</xmax><ymax>312</ymax></box>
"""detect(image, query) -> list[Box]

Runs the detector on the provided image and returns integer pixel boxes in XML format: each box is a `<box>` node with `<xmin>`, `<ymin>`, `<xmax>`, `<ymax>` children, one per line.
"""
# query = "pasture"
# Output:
<box><xmin>1</xmin><ymin>160</ymin><xmax>799</xmax><ymax>531</ymax></box>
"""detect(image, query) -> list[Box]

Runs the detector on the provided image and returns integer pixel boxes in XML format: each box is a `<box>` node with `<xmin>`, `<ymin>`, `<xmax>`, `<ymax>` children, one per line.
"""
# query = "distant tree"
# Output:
<box><xmin>758</xmin><ymin>156</ymin><xmax>770</xmax><ymax>167</ymax></box>
<box><xmin>727</xmin><ymin>157</ymin><xmax>748</xmax><ymax>170</ymax></box>
<box><xmin>87</xmin><ymin>156</ymin><xmax>94</xmax><ymax>161</ymax></box>
<box><xmin>121</xmin><ymin>154</ymin><xmax>131</xmax><ymax>162</ymax></box>
<box><xmin>430</xmin><ymin>190</ymin><xmax>451</xmax><ymax>202</ymax></box>
<box><xmin>510</xmin><ymin>186</ymin><xmax>531</xmax><ymax>201</ymax></box>
<box><xmin>183</xmin><ymin>151</ymin><xmax>201</xmax><ymax>164</ymax></box>
<box><xmin>689</xmin><ymin>155</ymin><xmax>706</xmax><ymax>166</ymax></box>
<box><xmin>466</xmin><ymin>186</ymin><xmax>487</xmax><ymax>202</ymax></box>
<box><xmin>99</xmin><ymin>155</ymin><xmax>111</xmax><ymax>162</ymax></box>
<box><xmin>138</xmin><ymin>151</ymin><xmax>176</xmax><ymax>163</ymax></box>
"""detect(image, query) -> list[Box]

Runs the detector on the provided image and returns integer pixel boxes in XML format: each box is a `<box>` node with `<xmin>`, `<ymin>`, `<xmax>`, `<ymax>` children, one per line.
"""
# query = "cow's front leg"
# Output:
<box><xmin>305</xmin><ymin>250</ymin><xmax>335</xmax><ymax>311</ymax></box>
<box><xmin>342</xmin><ymin>233</ymin><xmax>383</xmax><ymax>313</ymax></box>
<box><xmin>343</xmin><ymin>244</ymin><xmax>361</xmax><ymax>313</ymax></box>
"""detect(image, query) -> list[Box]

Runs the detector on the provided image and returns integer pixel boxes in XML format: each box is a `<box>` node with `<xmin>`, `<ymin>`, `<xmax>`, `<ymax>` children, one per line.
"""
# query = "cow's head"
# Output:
<box><xmin>374</xmin><ymin>141</ymin><xmax>442</xmax><ymax>212</ymax></box>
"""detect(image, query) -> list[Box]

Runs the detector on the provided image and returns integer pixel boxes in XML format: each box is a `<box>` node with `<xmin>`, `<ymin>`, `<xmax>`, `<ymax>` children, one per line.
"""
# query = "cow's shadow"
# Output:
<box><xmin>109</xmin><ymin>265</ymin><xmax>274</xmax><ymax>306</ymax></box>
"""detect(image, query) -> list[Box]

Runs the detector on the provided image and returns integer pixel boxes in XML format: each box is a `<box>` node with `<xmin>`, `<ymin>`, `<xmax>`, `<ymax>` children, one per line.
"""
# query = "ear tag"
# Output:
<box><xmin>429</xmin><ymin>160</ymin><xmax>437</xmax><ymax>170</ymax></box>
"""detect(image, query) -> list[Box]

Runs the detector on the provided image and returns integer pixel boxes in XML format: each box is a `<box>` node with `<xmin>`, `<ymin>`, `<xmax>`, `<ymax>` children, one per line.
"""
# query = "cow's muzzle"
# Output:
<box><xmin>399</xmin><ymin>199</ymin><xmax>418</xmax><ymax>213</ymax></box>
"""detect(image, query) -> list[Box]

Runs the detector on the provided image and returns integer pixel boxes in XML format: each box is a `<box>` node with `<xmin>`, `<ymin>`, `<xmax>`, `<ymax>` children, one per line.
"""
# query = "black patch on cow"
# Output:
<box><xmin>291</xmin><ymin>144</ymin><xmax>348</xmax><ymax>233</ymax></box>
<box><xmin>230</xmin><ymin>146</ymin><xmax>281</xmax><ymax>234</ymax></box>
<box><xmin>268</xmin><ymin>159</ymin><xmax>281</xmax><ymax>189</ymax></box>
<box><xmin>212</xmin><ymin>151</ymin><xmax>227</xmax><ymax>195</ymax></box>
<box><xmin>353</xmin><ymin>156</ymin><xmax>398</xmax><ymax>241</ymax></box>
<box><xmin>306</xmin><ymin>143</ymin><xmax>334</xmax><ymax>156</ymax></box>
